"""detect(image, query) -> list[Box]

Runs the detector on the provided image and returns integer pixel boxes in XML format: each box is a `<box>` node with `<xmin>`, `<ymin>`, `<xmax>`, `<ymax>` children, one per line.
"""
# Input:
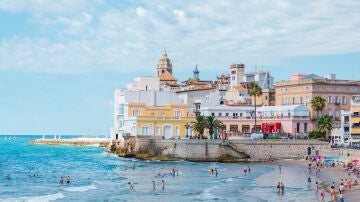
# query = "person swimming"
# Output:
<box><xmin>128</xmin><ymin>182</ymin><xmax>134</xmax><ymax>190</ymax></box>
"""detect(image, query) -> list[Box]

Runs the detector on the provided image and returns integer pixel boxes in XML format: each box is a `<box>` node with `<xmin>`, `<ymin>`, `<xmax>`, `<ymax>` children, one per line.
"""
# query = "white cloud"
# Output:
<box><xmin>0</xmin><ymin>0</ymin><xmax>359</xmax><ymax>74</ymax></box>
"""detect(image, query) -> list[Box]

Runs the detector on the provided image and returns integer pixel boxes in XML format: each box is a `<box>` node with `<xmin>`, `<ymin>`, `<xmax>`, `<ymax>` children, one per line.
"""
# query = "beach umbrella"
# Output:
<box><xmin>352</xmin><ymin>159</ymin><xmax>359</xmax><ymax>163</ymax></box>
<box><xmin>333</xmin><ymin>156</ymin><xmax>341</xmax><ymax>159</ymax></box>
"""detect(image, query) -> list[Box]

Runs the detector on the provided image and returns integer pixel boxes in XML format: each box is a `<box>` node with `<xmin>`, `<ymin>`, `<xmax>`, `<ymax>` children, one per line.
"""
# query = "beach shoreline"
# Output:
<box><xmin>281</xmin><ymin>158</ymin><xmax>360</xmax><ymax>201</ymax></box>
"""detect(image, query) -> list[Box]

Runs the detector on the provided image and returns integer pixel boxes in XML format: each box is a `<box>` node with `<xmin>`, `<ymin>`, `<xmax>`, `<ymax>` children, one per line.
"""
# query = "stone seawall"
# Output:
<box><xmin>107</xmin><ymin>137</ymin><xmax>339</xmax><ymax>162</ymax></box>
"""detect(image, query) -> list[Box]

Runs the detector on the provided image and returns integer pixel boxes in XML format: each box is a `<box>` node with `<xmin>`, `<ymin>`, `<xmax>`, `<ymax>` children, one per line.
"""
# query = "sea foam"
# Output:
<box><xmin>4</xmin><ymin>192</ymin><xmax>65</xmax><ymax>202</ymax></box>
<box><xmin>63</xmin><ymin>184</ymin><xmax>97</xmax><ymax>192</ymax></box>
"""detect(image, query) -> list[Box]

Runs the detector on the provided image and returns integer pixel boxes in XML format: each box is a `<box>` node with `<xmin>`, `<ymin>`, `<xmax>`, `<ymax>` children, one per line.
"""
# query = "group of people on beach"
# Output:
<box><xmin>59</xmin><ymin>176</ymin><xmax>71</xmax><ymax>184</ymax></box>
<box><xmin>305</xmin><ymin>153</ymin><xmax>360</xmax><ymax>202</ymax></box>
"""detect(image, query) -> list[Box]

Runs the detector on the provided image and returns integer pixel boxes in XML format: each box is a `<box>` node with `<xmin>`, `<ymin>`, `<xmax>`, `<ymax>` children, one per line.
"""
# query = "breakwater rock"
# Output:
<box><xmin>107</xmin><ymin>137</ymin><xmax>332</xmax><ymax>162</ymax></box>
<box><xmin>29</xmin><ymin>138</ymin><xmax>110</xmax><ymax>147</ymax></box>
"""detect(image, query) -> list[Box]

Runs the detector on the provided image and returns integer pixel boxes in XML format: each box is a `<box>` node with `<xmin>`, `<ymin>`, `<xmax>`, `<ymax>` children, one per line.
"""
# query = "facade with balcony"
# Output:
<box><xmin>274</xmin><ymin>74</ymin><xmax>360</xmax><ymax>128</ymax></box>
<box><xmin>200</xmin><ymin>104</ymin><xmax>312</xmax><ymax>138</ymax></box>
<box><xmin>350</xmin><ymin>95</ymin><xmax>360</xmax><ymax>145</ymax></box>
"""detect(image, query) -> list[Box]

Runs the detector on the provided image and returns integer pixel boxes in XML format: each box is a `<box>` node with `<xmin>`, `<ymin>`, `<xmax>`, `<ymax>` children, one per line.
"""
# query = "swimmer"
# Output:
<box><xmin>66</xmin><ymin>176</ymin><xmax>70</xmax><ymax>184</ymax></box>
<box><xmin>128</xmin><ymin>182</ymin><xmax>134</xmax><ymax>190</ymax></box>
<box><xmin>6</xmin><ymin>175</ymin><xmax>10</xmax><ymax>180</ymax></box>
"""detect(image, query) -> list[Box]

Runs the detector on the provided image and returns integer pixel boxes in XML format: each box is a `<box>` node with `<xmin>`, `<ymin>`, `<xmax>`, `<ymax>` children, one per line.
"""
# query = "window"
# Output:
<box><xmin>305</xmin><ymin>96</ymin><xmax>309</xmax><ymax>106</ymax></box>
<box><xmin>304</xmin><ymin>123</ymin><xmax>308</xmax><ymax>132</ymax></box>
<box><xmin>299</xmin><ymin>87</ymin><xmax>302</xmax><ymax>91</ymax></box>
<box><xmin>342</xmin><ymin>96</ymin><xmax>347</xmax><ymax>104</ymax></box>
<box><xmin>292</xmin><ymin>87</ymin><xmax>296</xmax><ymax>92</ymax></box>
<box><xmin>327</xmin><ymin>86</ymin><xmax>332</xmax><ymax>91</ymax></box>
<box><xmin>296</xmin><ymin>123</ymin><xmax>300</xmax><ymax>132</ymax></box>
<box><xmin>281</xmin><ymin>98</ymin><xmax>284</xmax><ymax>105</ymax></box>
<box><xmin>335</xmin><ymin>96</ymin><xmax>339</xmax><ymax>104</ymax></box>
<box><xmin>231</xmin><ymin>76</ymin><xmax>235</xmax><ymax>80</ymax></box>
<box><xmin>285</xmin><ymin>98</ymin><xmax>288</xmax><ymax>105</ymax></box>
<box><xmin>305</xmin><ymin>86</ymin><xmax>309</xmax><ymax>90</ymax></box>
<box><xmin>334</xmin><ymin>109</ymin><xmax>339</xmax><ymax>119</ymax></box>
<box><xmin>218</xmin><ymin>113</ymin><xmax>222</xmax><ymax>116</ymax></box>
<box><xmin>327</xmin><ymin>96</ymin><xmax>333</xmax><ymax>104</ymax></box>
<box><xmin>132</xmin><ymin>109</ymin><xmax>141</xmax><ymax>116</ymax></box>
<box><xmin>351</xmin><ymin>87</ymin><xmax>357</xmax><ymax>92</ymax></box>
<box><xmin>211</xmin><ymin>113</ymin><xmax>215</xmax><ymax>116</ymax></box>
<box><xmin>335</xmin><ymin>87</ymin><xmax>340</xmax><ymax>92</ymax></box>
<box><xmin>156</xmin><ymin>126</ymin><xmax>160</xmax><ymax>136</ymax></box>
<box><xmin>119</xmin><ymin>104</ymin><xmax>125</xmax><ymax>115</ymax></box>
<box><xmin>141</xmin><ymin>125</ymin><xmax>149</xmax><ymax>135</ymax></box>
<box><xmin>327</xmin><ymin>109</ymin><xmax>332</xmax><ymax>116</ymax></box>
<box><xmin>174</xmin><ymin>109</ymin><xmax>182</xmax><ymax>117</ymax></box>
<box><xmin>299</xmin><ymin>97</ymin><xmax>303</xmax><ymax>104</ymax></box>
<box><xmin>292</xmin><ymin>97</ymin><xmax>295</xmax><ymax>104</ymax></box>
<box><xmin>226</xmin><ymin>113</ymin><xmax>229</xmax><ymax>116</ymax></box>
<box><xmin>318</xmin><ymin>86</ymin><xmax>322</xmax><ymax>91</ymax></box>
<box><xmin>233</xmin><ymin>113</ymin><xmax>238</xmax><ymax>118</ymax></box>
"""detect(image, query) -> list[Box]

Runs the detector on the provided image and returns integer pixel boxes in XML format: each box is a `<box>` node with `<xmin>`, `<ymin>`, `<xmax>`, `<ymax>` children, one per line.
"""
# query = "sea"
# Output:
<box><xmin>0</xmin><ymin>135</ymin><xmax>328</xmax><ymax>202</ymax></box>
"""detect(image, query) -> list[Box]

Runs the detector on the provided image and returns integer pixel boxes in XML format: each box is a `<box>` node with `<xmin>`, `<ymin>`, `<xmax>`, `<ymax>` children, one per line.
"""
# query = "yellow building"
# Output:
<box><xmin>125</xmin><ymin>102</ymin><xmax>195</xmax><ymax>138</ymax></box>
<box><xmin>350</xmin><ymin>95</ymin><xmax>360</xmax><ymax>142</ymax></box>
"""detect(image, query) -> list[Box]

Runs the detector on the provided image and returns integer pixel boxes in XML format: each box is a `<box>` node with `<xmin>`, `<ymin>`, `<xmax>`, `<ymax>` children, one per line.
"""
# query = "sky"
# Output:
<box><xmin>0</xmin><ymin>0</ymin><xmax>359</xmax><ymax>135</ymax></box>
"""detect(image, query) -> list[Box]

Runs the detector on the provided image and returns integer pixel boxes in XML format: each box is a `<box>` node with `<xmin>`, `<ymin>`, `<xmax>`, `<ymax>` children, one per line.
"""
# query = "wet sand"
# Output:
<box><xmin>283</xmin><ymin>159</ymin><xmax>360</xmax><ymax>201</ymax></box>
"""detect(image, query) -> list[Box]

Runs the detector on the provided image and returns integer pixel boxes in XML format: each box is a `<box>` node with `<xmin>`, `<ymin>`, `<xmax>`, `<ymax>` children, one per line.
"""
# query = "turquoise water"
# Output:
<box><xmin>0</xmin><ymin>135</ymin><xmax>323</xmax><ymax>201</ymax></box>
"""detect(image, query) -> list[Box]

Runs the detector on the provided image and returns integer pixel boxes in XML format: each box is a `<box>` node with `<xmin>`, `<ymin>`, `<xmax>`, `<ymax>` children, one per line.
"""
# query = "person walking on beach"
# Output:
<box><xmin>315</xmin><ymin>181</ymin><xmax>319</xmax><ymax>192</ymax></box>
<box><xmin>330</xmin><ymin>187</ymin><xmax>335</xmax><ymax>201</ymax></box>
<box><xmin>307</xmin><ymin>176</ymin><xmax>311</xmax><ymax>185</ymax></box>
<box><xmin>320</xmin><ymin>189</ymin><xmax>325</xmax><ymax>202</ymax></box>
<box><xmin>339</xmin><ymin>192</ymin><xmax>344</xmax><ymax>202</ymax></box>
<box><xmin>161</xmin><ymin>179</ymin><xmax>165</xmax><ymax>190</ymax></box>
<box><xmin>66</xmin><ymin>176</ymin><xmax>70</xmax><ymax>184</ymax></box>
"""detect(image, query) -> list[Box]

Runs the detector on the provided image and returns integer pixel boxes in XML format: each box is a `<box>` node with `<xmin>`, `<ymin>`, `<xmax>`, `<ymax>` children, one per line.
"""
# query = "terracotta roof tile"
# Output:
<box><xmin>159</xmin><ymin>71</ymin><xmax>177</xmax><ymax>81</ymax></box>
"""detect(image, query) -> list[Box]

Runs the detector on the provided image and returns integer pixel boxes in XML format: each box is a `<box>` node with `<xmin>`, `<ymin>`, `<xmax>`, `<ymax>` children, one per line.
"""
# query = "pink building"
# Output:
<box><xmin>201</xmin><ymin>105</ymin><xmax>313</xmax><ymax>138</ymax></box>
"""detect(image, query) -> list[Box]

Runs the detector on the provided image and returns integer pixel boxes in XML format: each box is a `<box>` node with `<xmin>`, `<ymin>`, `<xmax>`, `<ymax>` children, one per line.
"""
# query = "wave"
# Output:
<box><xmin>63</xmin><ymin>184</ymin><xmax>97</xmax><ymax>192</ymax></box>
<box><xmin>3</xmin><ymin>192</ymin><xmax>65</xmax><ymax>202</ymax></box>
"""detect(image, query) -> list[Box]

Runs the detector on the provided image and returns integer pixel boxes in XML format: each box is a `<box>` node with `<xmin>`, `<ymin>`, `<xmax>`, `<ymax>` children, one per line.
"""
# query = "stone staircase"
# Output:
<box><xmin>223</xmin><ymin>141</ymin><xmax>250</xmax><ymax>159</ymax></box>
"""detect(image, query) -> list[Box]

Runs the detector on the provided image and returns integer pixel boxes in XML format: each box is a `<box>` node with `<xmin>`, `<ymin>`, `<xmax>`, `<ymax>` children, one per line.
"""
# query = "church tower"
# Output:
<box><xmin>156</xmin><ymin>50</ymin><xmax>173</xmax><ymax>77</ymax></box>
<box><xmin>230</xmin><ymin>64</ymin><xmax>245</xmax><ymax>87</ymax></box>
<box><xmin>193</xmin><ymin>65</ymin><xmax>200</xmax><ymax>80</ymax></box>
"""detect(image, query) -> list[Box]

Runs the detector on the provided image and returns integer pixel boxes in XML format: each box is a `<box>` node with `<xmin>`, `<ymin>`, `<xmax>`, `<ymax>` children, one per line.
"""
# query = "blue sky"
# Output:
<box><xmin>0</xmin><ymin>0</ymin><xmax>359</xmax><ymax>135</ymax></box>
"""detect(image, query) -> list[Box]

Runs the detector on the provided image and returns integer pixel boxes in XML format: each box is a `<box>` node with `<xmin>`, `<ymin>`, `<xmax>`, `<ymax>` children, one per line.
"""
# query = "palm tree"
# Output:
<box><xmin>317</xmin><ymin>114</ymin><xmax>333</xmax><ymax>140</ymax></box>
<box><xmin>310</xmin><ymin>96</ymin><xmax>326</xmax><ymax>118</ymax></box>
<box><xmin>205</xmin><ymin>115</ymin><xmax>224</xmax><ymax>138</ymax></box>
<box><xmin>247</xmin><ymin>83</ymin><xmax>263</xmax><ymax>133</ymax></box>
<box><xmin>192</xmin><ymin>115</ymin><xmax>206</xmax><ymax>139</ymax></box>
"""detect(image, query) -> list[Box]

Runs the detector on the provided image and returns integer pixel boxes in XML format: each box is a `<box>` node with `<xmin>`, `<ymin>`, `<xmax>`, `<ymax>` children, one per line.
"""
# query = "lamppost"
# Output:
<box><xmin>185</xmin><ymin>122</ymin><xmax>190</xmax><ymax>138</ymax></box>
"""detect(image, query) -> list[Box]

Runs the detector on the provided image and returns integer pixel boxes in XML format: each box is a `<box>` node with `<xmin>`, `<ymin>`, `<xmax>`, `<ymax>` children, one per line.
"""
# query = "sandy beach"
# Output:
<box><xmin>283</xmin><ymin>158</ymin><xmax>360</xmax><ymax>201</ymax></box>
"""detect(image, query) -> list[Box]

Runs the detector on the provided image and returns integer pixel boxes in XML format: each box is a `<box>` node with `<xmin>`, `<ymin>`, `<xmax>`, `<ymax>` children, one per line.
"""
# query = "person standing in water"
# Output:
<box><xmin>278</xmin><ymin>164</ymin><xmax>282</xmax><ymax>174</ymax></box>
<box><xmin>60</xmin><ymin>177</ymin><xmax>64</xmax><ymax>184</ymax></box>
<box><xmin>162</xmin><ymin>180</ymin><xmax>165</xmax><ymax>190</ymax></box>
<box><xmin>152</xmin><ymin>180</ymin><xmax>156</xmax><ymax>190</ymax></box>
<box><xmin>66</xmin><ymin>176</ymin><xmax>70</xmax><ymax>184</ymax></box>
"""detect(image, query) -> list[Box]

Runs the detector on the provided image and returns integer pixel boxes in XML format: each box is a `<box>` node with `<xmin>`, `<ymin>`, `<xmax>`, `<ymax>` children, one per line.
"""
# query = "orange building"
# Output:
<box><xmin>274</xmin><ymin>74</ymin><xmax>360</xmax><ymax>128</ymax></box>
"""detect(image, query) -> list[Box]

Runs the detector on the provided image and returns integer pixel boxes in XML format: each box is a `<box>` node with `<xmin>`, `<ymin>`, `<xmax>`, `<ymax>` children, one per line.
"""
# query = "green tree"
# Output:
<box><xmin>192</xmin><ymin>115</ymin><xmax>206</xmax><ymax>138</ymax></box>
<box><xmin>205</xmin><ymin>115</ymin><xmax>224</xmax><ymax>138</ymax></box>
<box><xmin>247</xmin><ymin>83</ymin><xmax>263</xmax><ymax>133</ymax></box>
<box><xmin>310</xmin><ymin>96</ymin><xmax>326</xmax><ymax>118</ymax></box>
<box><xmin>317</xmin><ymin>114</ymin><xmax>333</xmax><ymax>140</ymax></box>
<box><xmin>192</xmin><ymin>115</ymin><xmax>224</xmax><ymax>139</ymax></box>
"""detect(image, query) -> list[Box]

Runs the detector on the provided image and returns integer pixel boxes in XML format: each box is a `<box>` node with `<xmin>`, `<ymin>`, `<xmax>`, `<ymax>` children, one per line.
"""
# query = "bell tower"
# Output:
<box><xmin>193</xmin><ymin>65</ymin><xmax>200</xmax><ymax>80</ymax></box>
<box><xmin>156</xmin><ymin>50</ymin><xmax>173</xmax><ymax>77</ymax></box>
